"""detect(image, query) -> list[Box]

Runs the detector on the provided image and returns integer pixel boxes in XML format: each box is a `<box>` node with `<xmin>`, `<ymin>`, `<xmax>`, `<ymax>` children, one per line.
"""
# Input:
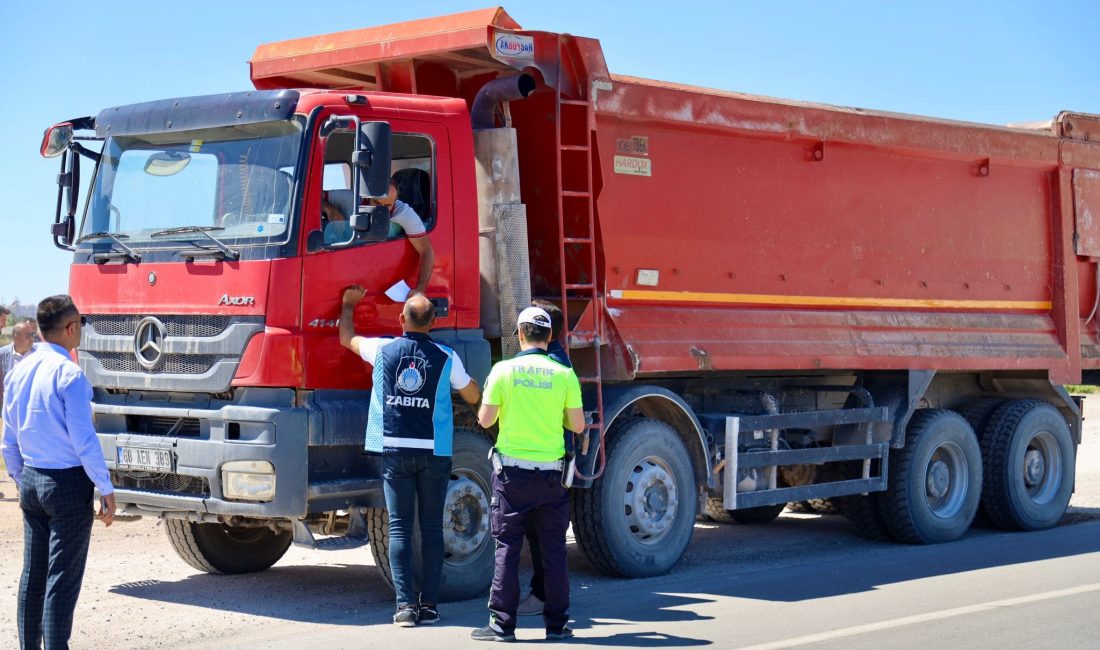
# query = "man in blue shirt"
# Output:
<box><xmin>2</xmin><ymin>295</ymin><xmax>115</xmax><ymax>650</ymax></box>
<box><xmin>340</xmin><ymin>287</ymin><xmax>480</xmax><ymax>627</ymax></box>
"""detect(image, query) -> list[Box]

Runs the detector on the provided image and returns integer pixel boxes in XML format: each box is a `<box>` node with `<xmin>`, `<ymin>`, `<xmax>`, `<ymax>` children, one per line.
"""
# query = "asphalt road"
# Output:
<box><xmin>2</xmin><ymin>398</ymin><xmax>1099</xmax><ymax>649</ymax></box>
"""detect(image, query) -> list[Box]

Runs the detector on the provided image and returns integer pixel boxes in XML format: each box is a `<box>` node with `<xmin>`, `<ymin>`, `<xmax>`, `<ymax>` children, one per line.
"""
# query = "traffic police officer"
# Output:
<box><xmin>472</xmin><ymin>306</ymin><xmax>585</xmax><ymax>642</ymax></box>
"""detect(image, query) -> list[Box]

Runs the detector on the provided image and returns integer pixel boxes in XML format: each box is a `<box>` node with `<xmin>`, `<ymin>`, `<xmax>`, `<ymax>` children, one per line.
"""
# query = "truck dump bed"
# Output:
<box><xmin>251</xmin><ymin>7</ymin><xmax>1100</xmax><ymax>384</ymax></box>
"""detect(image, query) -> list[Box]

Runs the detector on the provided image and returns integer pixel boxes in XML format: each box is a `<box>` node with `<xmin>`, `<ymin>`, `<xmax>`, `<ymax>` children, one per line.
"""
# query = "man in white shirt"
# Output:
<box><xmin>323</xmin><ymin>178</ymin><xmax>435</xmax><ymax>295</ymax></box>
<box><xmin>370</xmin><ymin>179</ymin><xmax>435</xmax><ymax>295</ymax></box>
<box><xmin>0</xmin><ymin>321</ymin><xmax>38</xmax><ymax>406</ymax></box>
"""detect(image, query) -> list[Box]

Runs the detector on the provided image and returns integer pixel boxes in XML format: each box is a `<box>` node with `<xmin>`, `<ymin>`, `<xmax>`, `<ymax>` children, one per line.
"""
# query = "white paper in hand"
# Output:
<box><xmin>385</xmin><ymin>279</ymin><xmax>412</xmax><ymax>302</ymax></box>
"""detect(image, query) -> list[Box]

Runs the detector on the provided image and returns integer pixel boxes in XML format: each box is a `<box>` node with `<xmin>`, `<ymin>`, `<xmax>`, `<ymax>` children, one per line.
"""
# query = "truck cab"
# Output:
<box><xmin>45</xmin><ymin>88</ymin><xmax>496</xmax><ymax>595</ymax></box>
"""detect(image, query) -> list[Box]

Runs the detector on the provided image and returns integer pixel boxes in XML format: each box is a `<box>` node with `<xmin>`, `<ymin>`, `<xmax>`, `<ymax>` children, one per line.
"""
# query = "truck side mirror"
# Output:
<box><xmin>41</xmin><ymin>123</ymin><xmax>74</xmax><ymax>158</ymax></box>
<box><xmin>351</xmin><ymin>204</ymin><xmax>391</xmax><ymax>242</ymax></box>
<box><xmin>50</xmin><ymin>149</ymin><xmax>80</xmax><ymax>249</ymax></box>
<box><xmin>356</xmin><ymin>121</ymin><xmax>392</xmax><ymax>199</ymax></box>
<box><xmin>51</xmin><ymin>215</ymin><xmax>75</xmax><ymax>247</ymax></box>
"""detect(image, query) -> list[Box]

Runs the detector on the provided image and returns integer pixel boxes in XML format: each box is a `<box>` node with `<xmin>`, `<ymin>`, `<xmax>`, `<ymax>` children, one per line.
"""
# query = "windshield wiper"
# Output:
<box><xmin>75</xmin><ymin>231</ymin><xmax>142</xmax><ymax>264</ymax></box>
<box><xmin>150</xmin><ymin>226</ymin><xmax>240</xmax><ymax>261</ymax></box>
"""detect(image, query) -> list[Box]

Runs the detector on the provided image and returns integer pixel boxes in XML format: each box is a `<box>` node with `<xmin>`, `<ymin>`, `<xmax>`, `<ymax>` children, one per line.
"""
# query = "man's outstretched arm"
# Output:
<box><xmin>339</xmin><ymin>285</ymin><xmax>367</xmax><ymax>356</ymax></box>
<box><xmin>408</xmin><ymin>235</ymin><xmax>435</xmax><ymax>295</ymax></box>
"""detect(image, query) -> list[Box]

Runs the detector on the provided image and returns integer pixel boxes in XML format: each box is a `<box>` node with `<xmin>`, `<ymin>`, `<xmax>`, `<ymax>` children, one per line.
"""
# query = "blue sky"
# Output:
<box><xmin>2</xmin><ymin>1</ymin><xmax>1097</xmax><ymax>306</ymax></box>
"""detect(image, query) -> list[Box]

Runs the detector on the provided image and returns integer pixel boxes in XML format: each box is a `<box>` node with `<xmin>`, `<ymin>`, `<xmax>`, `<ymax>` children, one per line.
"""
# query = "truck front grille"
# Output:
<box><xmin>125</xmin><ymin>415</ymin><xmax>201</xmax><ymax>437</ymax></box>
<box><xmin>88</xmin><ymin>315</ymin><xmax>233</xmax><ymax>338</ymax></box>
<box><xmin>96</xmin><ymin>352</ymin><xmax>222</xmax><ymax>375</ymax></box>
<box><xmin>111</xmin><ymin>471</ymin><xmax>210</xmax><ymax>497</ymax></box>
<box><xmin>80</xmin><ymin>314</ymin><xmax>264</xmax><ymax>393</ymax></box>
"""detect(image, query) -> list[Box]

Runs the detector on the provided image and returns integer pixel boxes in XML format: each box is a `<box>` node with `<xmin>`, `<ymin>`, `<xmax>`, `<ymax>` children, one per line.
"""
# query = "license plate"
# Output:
<box><xmin>117</xmin><ymin>446</ymin><xmax>173</xmax><ymax>472</ymax></box>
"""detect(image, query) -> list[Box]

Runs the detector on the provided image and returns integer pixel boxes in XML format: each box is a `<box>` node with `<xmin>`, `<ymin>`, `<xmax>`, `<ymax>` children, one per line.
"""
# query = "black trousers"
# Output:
<box><xmin>525</xmin><ymin>518</ymin><xmax>546</xmax><ymax>600</ymax></box>
<box><xmin>488</xmin><ymin>466</ymin><xmax>569</xmax><ymax>633</ymax></box>
<box><xmin>17</xmin><ymin>466</ymin><xmax>95</xmax><ymax>650</ymax></box>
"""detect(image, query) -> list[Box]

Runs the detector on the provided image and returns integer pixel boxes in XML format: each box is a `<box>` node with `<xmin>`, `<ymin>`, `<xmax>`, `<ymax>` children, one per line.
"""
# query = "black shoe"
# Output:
<box><xmin>546</xmin><ymin>626</ymin><xmax>574</xmax><ymax>641</ymax></box>
<box><xmin>418</xmin><ymin>603</ymin><xmax>440</xmax><ymax>625</ymax></box>
<box><xmin>471</xmin><ymin>623</ymin><xmax>515</xmax><ymax>642</ymax></box>
<box><xmin>393</xmin><ymin>605</ymin><xmax>419</xmax><ymax>627</ymax></box>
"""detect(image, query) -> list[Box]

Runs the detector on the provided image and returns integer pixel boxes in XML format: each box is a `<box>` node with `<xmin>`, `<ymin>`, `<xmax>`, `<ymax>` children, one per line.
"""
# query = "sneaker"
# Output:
<box><xmin>546</xmin><ymin>626</ymin><xmax>574</xmax><ymax>641</ymax></box>
<box><xmin>517</xmin><ymin>592</ymin><xmax>545</xmax><ymax>616</ymax></box>
<box><xmin>393</xmin><ymin>605</ymin><xmax>419</xmax><ymax>627</ymax></box>
<box><xmin>471</xmin><ymin>622</ymin><xmax>516</xmax><ymax>642</ymax></box>
<box><xmin>418</xmin><ymin>603</ymin><xmax>440</xmax><ymax>625</ymax></box>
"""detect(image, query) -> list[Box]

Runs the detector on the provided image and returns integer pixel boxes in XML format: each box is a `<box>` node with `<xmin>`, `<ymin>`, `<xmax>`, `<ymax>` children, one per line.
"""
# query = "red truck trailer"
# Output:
<box><xmin>40</xmin><ymin>7</ymin><xmax>1099</xmax><ymax>599</ymax></box>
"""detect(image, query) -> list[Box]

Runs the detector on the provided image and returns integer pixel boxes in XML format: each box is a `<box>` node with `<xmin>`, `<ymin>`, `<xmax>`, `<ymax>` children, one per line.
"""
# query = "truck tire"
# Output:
<box><xmin>571</xmin><ymin>418</ymin><xmax>696</xmax><ymax>578</ymax></box>
<box><xmin>703</xmin><ymin>496</ymin><xmax>737</xmax><ymax>524</ymax></box>
<box><xmin>704</xmin><ymin>497</ymin><xmax>786</xmax><ymax>524</ymax></box>
<box><xmin>366</xmin><ymin>428</ymin><xmax>496</xmax><ymax>601</ymax></box>
<box><xmin>730</xmin><ymin>504</ymin><xmax>786</xmax><ymax>524</ymax></box>
<box><xmin>839</xmin><ymin>492</ymin><xmax>891</xmax><ymax>541</ymax></box>
<box><xmin>956</xmin><ymin>398</ymin><xmax>1006</xmax><ymax>436</ymax></box>
<box><xmin>880</xmin><ymin>409</ymin><xmax>982</xmax><ymax>544</ymax></box>
<box><xmin>834</xmin><ymin>459</ymin><xmax>891</xmax><ymax>541</ymax></box>
<box><xmin>803</xmin><ymin>464</ymin><xmax>843</xmax><ymax>515</ymax></box>
<box><xmin>165</xmin><ymin>519</ymin><xmax>291</xmax><ymax>574</ymax></box>
<box><xmin>806</xmin><ymin>498</ymin><xmax>840</xmax><ymax>515</ymax></box>
<box><xmin>954</xmin><ymin>398</ymin><xmax>1005</xmax><ymax>527</ymax></box>
<box><xmin>366</xmin><ymin>507</ymin><xmax>394</xmax><ymax>589</ymax></box>
<box><xmin>980</xmin><ymin>401</ymin><xmax>1075</xmax><ymax>531</ymax></box>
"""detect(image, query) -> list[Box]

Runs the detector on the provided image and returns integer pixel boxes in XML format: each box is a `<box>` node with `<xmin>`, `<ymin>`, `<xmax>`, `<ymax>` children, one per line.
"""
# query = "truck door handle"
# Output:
<box><xmin>429</xmin><ymin>297</ymin><xmax>449</xmax><ymax>317</ymax></box>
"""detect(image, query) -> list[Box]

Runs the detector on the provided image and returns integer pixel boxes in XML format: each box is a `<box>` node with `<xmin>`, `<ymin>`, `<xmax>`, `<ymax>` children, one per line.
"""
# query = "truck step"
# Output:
<box><xmin>312</xmin><ymin>535</ymin><xmax>370</xmax><ymax>551</ymax></box>
<box><xmin>291</xmin><ymin>508</ymin><xmax>371</xmax><ymax>550</ymax></box>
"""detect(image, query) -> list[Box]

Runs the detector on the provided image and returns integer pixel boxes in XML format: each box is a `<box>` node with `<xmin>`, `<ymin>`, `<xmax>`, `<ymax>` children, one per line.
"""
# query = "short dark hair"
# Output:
<box><xmin>0</xmin><ymin>305</ymin><xmax>10</xmax><ymax>316</ymax></box>
<box><xmin>530</xmin><ymin>299</ymin><xmax>564</xmax><ymax>342</ymax></box>
<box><xmin>37</xmin><ymin>295</ymin><xmax>79</xmax><ymax>334</ymax></box>
<box><xmin>519</xmin><ymin>322</ymin><xmax>551</xmax><ymax>344</ymax></box>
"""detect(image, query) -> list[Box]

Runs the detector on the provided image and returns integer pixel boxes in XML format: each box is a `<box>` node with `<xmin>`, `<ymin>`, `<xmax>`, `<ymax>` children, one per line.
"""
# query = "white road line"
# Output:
<box><xmin>735</xmin><ymin>582</ymin><xmax>1100</xmax><ymax>650</ymax></box>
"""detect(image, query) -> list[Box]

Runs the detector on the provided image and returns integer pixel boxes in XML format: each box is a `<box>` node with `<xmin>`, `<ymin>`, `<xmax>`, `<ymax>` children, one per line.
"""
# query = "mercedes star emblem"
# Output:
<box><xmin>133</xmin><ymin>317</ymin><xmax>166</xmax><ymax>370</ymax></box>
<box><xmin>148</xmin><ymin>272</ymin><xmax>157</xmax><ymax>286</ymax></box>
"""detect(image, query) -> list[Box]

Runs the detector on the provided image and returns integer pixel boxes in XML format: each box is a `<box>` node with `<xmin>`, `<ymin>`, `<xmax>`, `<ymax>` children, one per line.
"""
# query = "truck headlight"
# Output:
<box><xmin>221</xmin><ymin>461</ymin><xmax>276</xmax><ymax>501</ymax></box>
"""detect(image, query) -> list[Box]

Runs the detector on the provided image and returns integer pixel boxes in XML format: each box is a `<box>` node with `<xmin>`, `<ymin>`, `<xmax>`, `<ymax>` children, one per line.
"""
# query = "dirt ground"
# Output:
<box><xmin>2</xmin><ymin>398</ymin><xmax>1099</xmax><ymax>648</ymax></box>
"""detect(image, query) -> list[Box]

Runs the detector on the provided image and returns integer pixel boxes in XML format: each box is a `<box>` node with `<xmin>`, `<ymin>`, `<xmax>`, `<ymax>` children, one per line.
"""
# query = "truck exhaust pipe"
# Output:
<box><xmin>473</xmin><ymin>73</ymin><xmax>537</xmax><ymax>352</ymax></box>
<box><xmin>471</xmin><ymin>74</ymin><xmax>536</xmax><ymax>129</ymax></box>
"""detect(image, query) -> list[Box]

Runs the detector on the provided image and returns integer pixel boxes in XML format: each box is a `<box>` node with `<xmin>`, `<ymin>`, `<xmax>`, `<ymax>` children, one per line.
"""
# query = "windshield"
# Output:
<box><xmin>83</xmin><ymin>120</ymin><xmax>302</xmax><ymax>248</ymax></box>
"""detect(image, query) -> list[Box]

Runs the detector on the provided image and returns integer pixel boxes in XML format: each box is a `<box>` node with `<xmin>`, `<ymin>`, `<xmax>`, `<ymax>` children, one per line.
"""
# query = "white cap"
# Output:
<box><xmin>516</xmin><ymin>306</ymin><xmax>552</xmax><ymax>329</ymax></box>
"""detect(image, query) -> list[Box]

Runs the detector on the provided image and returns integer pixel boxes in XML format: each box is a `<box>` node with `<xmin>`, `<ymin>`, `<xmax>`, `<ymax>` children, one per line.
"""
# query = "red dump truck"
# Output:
<box><xmin>39</xmin><ymin>7</ymin><xmax>1099</xmax><ymax>599</ymax></box>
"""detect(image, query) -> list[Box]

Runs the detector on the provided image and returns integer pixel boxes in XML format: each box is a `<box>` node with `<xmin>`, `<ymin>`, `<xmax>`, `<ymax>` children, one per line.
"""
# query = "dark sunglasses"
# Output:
<box><xmin>68</xmin><ymin>316</ymin><xmax>87</xmax><ymax>328</ymax></box>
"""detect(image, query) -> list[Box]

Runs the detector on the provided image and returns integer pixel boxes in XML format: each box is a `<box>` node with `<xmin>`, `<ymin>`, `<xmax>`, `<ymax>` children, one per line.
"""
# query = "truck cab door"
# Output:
<box><xmin>300</xmin><ymin>115</ymin><xmax>455</xmax><ymax>388</ymax></box>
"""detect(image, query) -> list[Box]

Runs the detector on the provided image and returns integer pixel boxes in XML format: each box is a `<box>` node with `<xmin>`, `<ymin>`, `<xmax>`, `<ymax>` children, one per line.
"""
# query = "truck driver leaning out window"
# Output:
<box><xmin>321</xmin><ymin>178</ymin><xmax>435</xmax><ymax>295</ymax></box>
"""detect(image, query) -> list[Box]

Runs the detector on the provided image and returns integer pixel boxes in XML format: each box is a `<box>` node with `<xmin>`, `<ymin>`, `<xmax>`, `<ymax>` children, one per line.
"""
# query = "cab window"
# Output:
<box><xmin>319</xmin><ymin>131</ymin><xmax>434</xmax><ymax>247</ymax></box>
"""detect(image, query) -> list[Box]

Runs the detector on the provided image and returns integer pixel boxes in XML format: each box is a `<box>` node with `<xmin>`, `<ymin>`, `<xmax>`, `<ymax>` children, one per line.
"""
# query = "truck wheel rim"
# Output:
<box><xmin>1022</xmin><ymin>430</ymin><xmax>1062</xmax><ymax>505</ymax></box>
<box><xmin>624</xmin><ymin>455</ymin><xmax>679</xmax><ymax>543</ymax></box>
<box><xmin>442</xmin><ymin>472</ymin><xmax>490</xmax><ymax>564</ymax></box>
<box><xmin>925</xmin><ymin>442</ymin><xmax>967</xmax><ymax>518</ymax></box>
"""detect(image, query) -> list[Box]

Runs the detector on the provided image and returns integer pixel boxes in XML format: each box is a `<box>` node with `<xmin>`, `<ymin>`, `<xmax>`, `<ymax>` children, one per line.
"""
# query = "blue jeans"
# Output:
<box><xmin>382</xmin><ymin>453</ymin><xmax>452</xmax><ymax>607</ymax></box>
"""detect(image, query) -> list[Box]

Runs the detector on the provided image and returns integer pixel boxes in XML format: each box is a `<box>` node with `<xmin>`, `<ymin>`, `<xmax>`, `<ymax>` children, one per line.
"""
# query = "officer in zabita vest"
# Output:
<box><xmin>339</xmin><ymin>287</ymin><xmax>481</xmax><ymax>628</ymax></box>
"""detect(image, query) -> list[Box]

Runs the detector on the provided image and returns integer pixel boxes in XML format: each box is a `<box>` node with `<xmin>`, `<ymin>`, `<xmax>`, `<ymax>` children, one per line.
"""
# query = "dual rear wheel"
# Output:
<box><xmin>842</xmin><ymin>401</ymin><xmax>1074</xmax><ymax>544</ymax></box>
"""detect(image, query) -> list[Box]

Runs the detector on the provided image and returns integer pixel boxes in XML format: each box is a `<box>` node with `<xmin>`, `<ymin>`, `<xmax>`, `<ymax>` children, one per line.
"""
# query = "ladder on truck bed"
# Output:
<box><xmin>554</xmin><ymin>36</ymin><xmax>606</xmax><ymax>480</ymax></box>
